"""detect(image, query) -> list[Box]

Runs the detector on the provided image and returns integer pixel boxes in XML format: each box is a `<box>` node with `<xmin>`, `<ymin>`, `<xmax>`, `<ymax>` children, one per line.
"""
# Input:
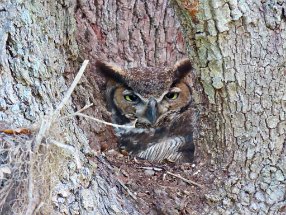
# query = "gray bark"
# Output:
<box><xmin>174</xmin><ymin>0</ymin><xmax>286</xmax><ymax>214</ymax></box>
<box><xmin>0</xmin><ymin>0</ymin><xmax>188</xmax><ymax>214</ymax></box>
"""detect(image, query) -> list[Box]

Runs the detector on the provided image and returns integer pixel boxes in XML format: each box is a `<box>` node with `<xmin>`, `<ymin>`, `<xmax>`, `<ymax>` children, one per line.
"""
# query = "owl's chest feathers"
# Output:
<box><xmin>115</xmin><ymin>125</ymin><xmax>191</xmax><ymax>162</ymax></box>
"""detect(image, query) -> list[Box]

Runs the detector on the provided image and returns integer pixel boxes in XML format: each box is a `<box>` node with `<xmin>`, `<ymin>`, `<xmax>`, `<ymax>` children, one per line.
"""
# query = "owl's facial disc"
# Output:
<box><xmin>113</xmin><ymin>86</ymin><xmax>187</xmax><ymax>127</ymax></box>
<box><xmin>113</xmin><ymin>83</ymin><xmax>190</xmax><ymax>128</ymax></box>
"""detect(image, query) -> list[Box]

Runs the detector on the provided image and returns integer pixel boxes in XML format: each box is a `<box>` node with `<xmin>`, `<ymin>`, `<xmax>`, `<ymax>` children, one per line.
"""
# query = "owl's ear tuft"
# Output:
<box><xmin>95</xmin><ymin>60</ymin><xmax>126</xmax><ymax>83</ymax></box>
<box><xmin>173</xmin><ymin>58</ymin><xmax>193</xmax><ymax>79</ymax></box>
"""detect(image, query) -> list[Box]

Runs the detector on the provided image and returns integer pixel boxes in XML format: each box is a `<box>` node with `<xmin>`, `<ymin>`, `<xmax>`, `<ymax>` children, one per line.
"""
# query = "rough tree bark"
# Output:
<box><xmin>0</xmin><ymin>0</ymin><xmax>187</xmax><ymax>214</ymax></box>
<box><xmin>174</xmin><ymin>0</ymin><xmax>286</xmax><ymax>214</ymax></box>
<box><xmin>0</xmin><ymin>0</ymin><xmax>285</xmax><ymax>214</ymax></box>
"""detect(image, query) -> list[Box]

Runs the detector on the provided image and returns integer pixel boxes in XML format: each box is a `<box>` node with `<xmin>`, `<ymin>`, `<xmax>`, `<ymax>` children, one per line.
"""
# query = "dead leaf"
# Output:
<box><xmin>0</xmin><ymin>128</ymin><xmax>32</xmax><ymax>135</ymax></box>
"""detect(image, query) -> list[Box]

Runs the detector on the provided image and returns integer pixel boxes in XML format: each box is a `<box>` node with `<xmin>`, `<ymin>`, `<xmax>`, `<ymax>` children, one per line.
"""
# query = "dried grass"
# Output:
<box><xmin>0</xmin><ymin>60</ymin><xmax>89</xmax><ymax>215</ymax></box>
<box><xmin>0</xmin><ymin>129</ymin><xmax>67</xmax><ymax>214</ymax></box>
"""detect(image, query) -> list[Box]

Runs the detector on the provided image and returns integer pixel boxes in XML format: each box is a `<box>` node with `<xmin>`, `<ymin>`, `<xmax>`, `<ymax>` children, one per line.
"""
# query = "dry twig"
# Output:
<box><xmin>62</xmin><ymin>101</ymin><xmax>136</xmax><ymax>129</ymax></box>
<box><xmin>55</xmin><ymin>60</ymin><xmax>89</xmax><ymax>114</ymax></box>
<box><xmin>34</xmin><ymin>60</ymin><xmax>89</xmax><ymax>149</ymax></box>
<box><xmin>166</xmin><ymin>171</ymin><xmax>203</xmax><ymax>188</ymax></box>
<box><xmin>138</xmin><ymin>166</ymin><xmax>163</xmax><ymax>171</ymax></box>
<box><xmin>118</xmin><ymin>179</ymin><xmax>137</xmax><ymax>200</ymax></box>
<box><xmin>75</xmin><ymin>112</ymin><xmax>136</xmax><ymax>129</ymax></box>
<box><xmin>25</xmin><ymin>60</ymin><xmax>89</xmax><ymax>215</ymax></box>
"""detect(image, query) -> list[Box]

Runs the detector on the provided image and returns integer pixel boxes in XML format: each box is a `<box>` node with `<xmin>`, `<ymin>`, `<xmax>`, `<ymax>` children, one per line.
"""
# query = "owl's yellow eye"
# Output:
<box><xmin>124</xmin><ymin>94</ymin><xmax>139</xmax><ymax>102</ymax></box>
<box><xmin>165</xmin><ymin>92</ymin><xmax>179</xmax><ymax>100</ymax></box>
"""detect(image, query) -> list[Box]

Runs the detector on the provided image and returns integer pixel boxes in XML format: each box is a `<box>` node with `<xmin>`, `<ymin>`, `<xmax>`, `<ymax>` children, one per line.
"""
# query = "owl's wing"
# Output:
<box><xmin>137</xmin><ymin>134</ymin><xmax>194</xmax><ymax>162</ymax></box>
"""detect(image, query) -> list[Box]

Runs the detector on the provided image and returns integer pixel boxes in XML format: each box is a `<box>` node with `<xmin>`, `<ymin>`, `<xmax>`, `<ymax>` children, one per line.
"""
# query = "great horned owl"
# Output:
<box><xmin>96</xmin><ymin>59</ymin><xmax>195</xmax><ymax>163</ymax></box>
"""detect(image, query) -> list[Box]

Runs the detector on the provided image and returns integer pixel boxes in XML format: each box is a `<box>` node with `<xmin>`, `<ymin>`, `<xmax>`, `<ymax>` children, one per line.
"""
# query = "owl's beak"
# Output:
<box><xmin>145</xmin><ymin>98</ymin><xmax>158</xmax><ymax>125</ymax></box>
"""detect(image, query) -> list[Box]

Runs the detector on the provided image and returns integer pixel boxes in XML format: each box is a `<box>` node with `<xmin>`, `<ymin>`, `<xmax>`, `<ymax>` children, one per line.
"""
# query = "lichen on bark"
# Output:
<box><xmin>174</xmin><ymin>0</ymin><xmax>286</xmax><ymax>213</ymax></box>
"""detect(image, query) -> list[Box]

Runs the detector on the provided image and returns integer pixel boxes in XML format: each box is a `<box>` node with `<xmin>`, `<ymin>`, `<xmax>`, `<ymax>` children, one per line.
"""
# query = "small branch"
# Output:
<box><xmin>76</xmin><ymin>103</ymin><xmax>94</xmax><ymax>113</ymax></box>
<box><xmin>25</xmin><ymin>151</ymin><xmax>40</xmax><ymax>215</ymax></box>
<box><xmin>55</xmin><ymin>60</ymin><xmax>89</xmax><ymax>114</ymax></box>
<box><xmin>25</xmin><ymin>136</ymin><xmax>40</xmax><ymax>215</ymax></box>
<box><xmin>138</xmin><ymin>166</ymin><xmax>163</xmax><ymax>171</ymax></box>
<box><xmin>33</xmin><ymin>116</ymin><xmax>52</xmax><ymax>151</ymax></box>
<box><xmin>23</xmin><ymin>61</ymin><xmax>89</xmax><ymax>215</ymax></box>
<box><xmin>61</xmin><ymin>101</ymin><xmax>136</xmax><ymax>130</ymax></box>
<box><xmin>75</xmin><ymin>112</ymin><xmax>136</xmax><ymax>129</ymax></box>
<box><xmin>166</xmin><ymin>171</ymin><xmax>203</xmax><ymax>188</ymax></box>
<box><xmin>118</xmin><ymin>179</ymin><xmax>137</xmax><ymax>200</ymax></box>
<box><xmin>33</xmin><ymin>60</ymin><xmax>89</xmax><ymax>149</ymax></box>
<box><xmin>34</xmin><ymin>202</ymin><xmax>44</xmax><ymax>214</ymax></box>
<box><xmin>60</xmin><ymin>103</ymin><xmax>94</xmax><ymax>120</ymax></box>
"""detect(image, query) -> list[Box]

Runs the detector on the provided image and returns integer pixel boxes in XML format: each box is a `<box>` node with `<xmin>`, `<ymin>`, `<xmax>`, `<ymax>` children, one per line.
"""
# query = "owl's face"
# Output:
<box><xmin>96</xmin><ymin>59</ymin><xmax>193</xmax><ymax>128</ymax></box>
<box><xmin>111</xmin><ymin>81</ymin><xmax>191</xmax><ymax>127</ymax></box>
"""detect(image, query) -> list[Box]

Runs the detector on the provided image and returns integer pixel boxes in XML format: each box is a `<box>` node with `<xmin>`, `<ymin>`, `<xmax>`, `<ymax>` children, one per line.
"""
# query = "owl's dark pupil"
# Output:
<box><xmin>166</xmin><ymin>92</ymin><xmax>179</xmax><ymax>100</ymax></box>
<box><xmin>124</xmin><ymin>94</ymin><xmax>138</xmax><ymax>102</ymax></box>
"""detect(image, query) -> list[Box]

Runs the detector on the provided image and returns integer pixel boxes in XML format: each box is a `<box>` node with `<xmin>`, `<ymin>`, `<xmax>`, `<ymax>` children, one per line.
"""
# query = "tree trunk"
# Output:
<box><xmin>1</xmin><ymin>0</ymin><xmax>189</xmax><ymax>214</ymax></box>
<box><xmin>174</xmin><ymin>0</ymin><xmax>286</xmax><ymax>214</ymax></box>
<box><xmin>1</xmin><ymin>0</ymin><xmax>286</xmax><ymax>214</ymax></box>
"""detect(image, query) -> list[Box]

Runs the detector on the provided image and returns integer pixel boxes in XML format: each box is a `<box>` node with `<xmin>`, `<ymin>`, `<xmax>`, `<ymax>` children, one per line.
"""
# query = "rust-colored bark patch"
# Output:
<box><xmin>182</xmin><ymin>0</ymin><xmax>199</xmax><ymax>23</ymax></box>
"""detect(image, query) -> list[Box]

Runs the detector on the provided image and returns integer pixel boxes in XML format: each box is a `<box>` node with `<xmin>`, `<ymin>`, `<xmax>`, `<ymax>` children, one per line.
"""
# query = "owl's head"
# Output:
<box><xmin>96</xmin><ymin>59</ymin><xmax>193</xmax><ymax>128</ymax></box>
